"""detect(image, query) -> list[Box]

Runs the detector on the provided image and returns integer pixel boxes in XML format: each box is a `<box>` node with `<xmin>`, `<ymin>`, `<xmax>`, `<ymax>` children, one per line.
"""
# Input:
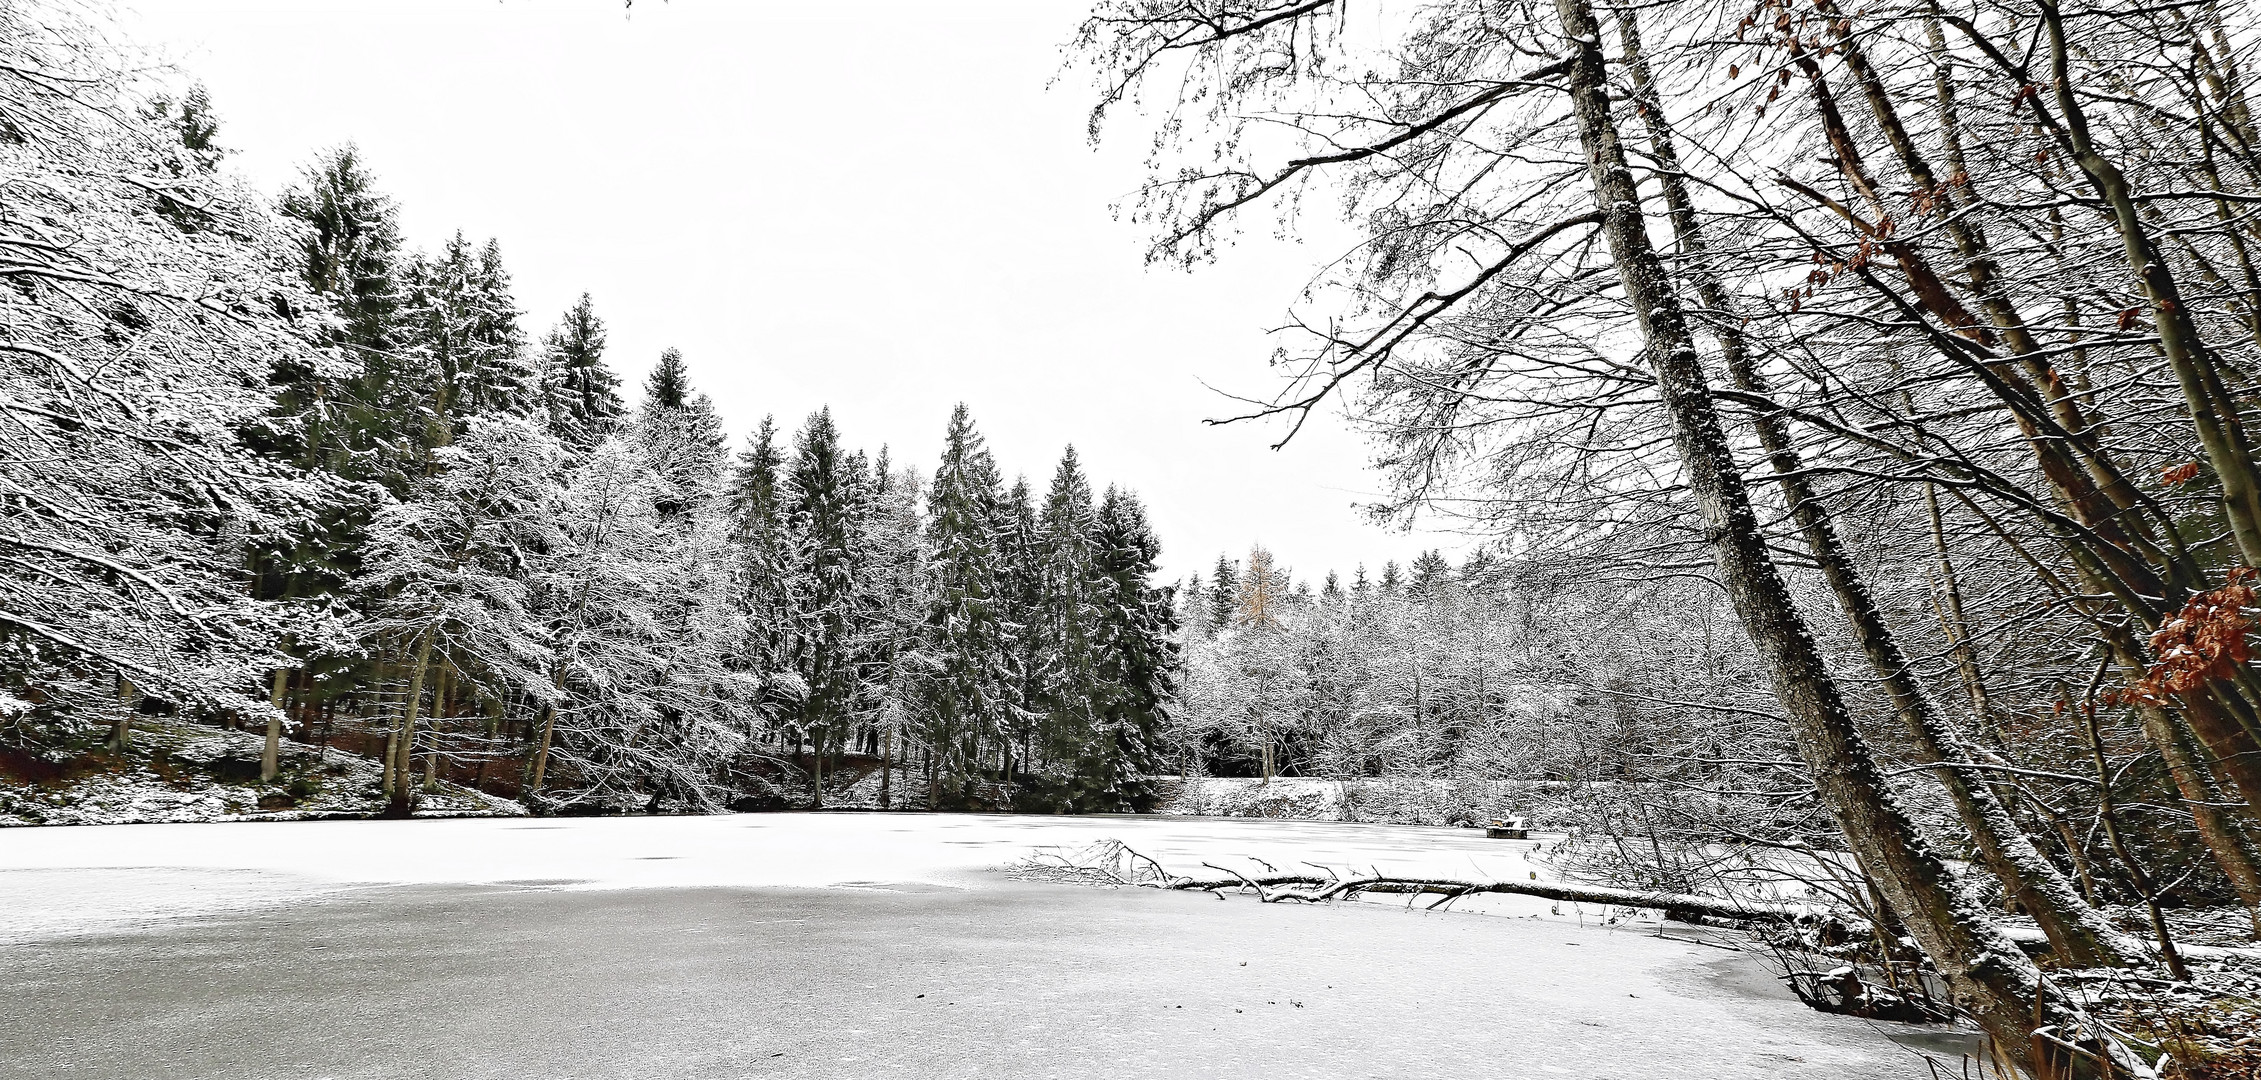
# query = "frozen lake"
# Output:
<box><xmin>0</xmin><ymin>813</ymin><xmax>1941</xmax><ymax>1078</ymax></box>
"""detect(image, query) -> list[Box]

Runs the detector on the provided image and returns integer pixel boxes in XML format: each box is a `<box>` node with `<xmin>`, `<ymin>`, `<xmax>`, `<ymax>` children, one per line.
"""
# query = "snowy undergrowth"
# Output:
<box><xmin>0</xmin><ymin>724</ymin><xmax>523</xmax><ymax>826</ymax></box>
<box><xmin>1152</xmin><ymin>776</ymin><xmax>1582</xmax><ymax>827</ymax></box>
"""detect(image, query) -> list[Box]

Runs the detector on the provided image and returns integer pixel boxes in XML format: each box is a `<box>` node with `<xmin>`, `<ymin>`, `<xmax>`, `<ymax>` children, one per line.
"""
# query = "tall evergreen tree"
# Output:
<box><xmin>1208</xmin><ymin>555</ymin><xmax>1239</xmax><ymax>633</ymax></box>
<box><xmin>1033</xmin><ymin>448</ymin><xmax>1103</xmax><ymax>800</ymax></box>
<box><xmin>851</xmin><ymin>451</ymin><xmax>929</xmax><ymax>808</ymax></box>
<box><xmin>538</xmin><ymin>293</ymin><xmax>622</xmax><ymax>446</ymax></box>
<box><xmin>645</xmin><ymin>347</ymin><xmax>694</xmax><ymax>409</ymax></box>
<box><xmin>729</xmin><ymin>416</ymin><xmax>793</xmax><ymax>717</ymax></box>
<box><xmin>996</xmin><ymin>474</ymin><xmax>1043</xmax><ymax>774</ymax></box>
<box><xmin>635</xmin><ymin>348</ymin><xmax>727</xmax><ymax>519</ymax></box>
<box><xmin>919</xmin><ymin>404</ymin><xmax>1011</xmax><ymax>808</ymax></box>
<box><xmin>1090</xmin><ymin>486</ymin><xmax>1176</xmax><ymax>811</ymax></box>
<box><xmin>398</xmin><ymin>231</ymin><xmax>536</xmax><ymax>451</ymax></box>
<box><xmin>280</xmin><ymin>144</ymin><xmax>404</xmax><ymax>362</ymax></box>
<box><xmin>783</xmin><ymin>409</ymin><xmax>864</xmax><ymax>805</ymax></box>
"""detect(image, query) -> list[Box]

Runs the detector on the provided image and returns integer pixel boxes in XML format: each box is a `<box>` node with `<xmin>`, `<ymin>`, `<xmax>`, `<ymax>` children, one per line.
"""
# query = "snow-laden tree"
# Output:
<box><xmin>848</xmin><ymin>453</ymin><xmax>928</xmax><ymax>808</ymax></box>
<box><xmin>1086</xmin><ymin>486</ymin><xmax>1175</xmax><ymax>811</ymax></box>
<box><xmin>637</xmin><ymin>347</ymin><xmax>728</xmax><ymax>521</ymax></box>
<box><xmin>0</xmin><ymin>1</ymin><xmax>329</xmax><ymax>745</ymax></box>
<box><xmin>915</xmin><ymin>404</ymin><xmax>1013</xmax><ymax>807</ymax></box>
<box><xmin>398</xmin><ymin>232</ymin><xmax>536</xmax><ymax>446</ymax></box>
<box><xmin>781</xmin><ymin>408</ymin><xmax>864</xmax><ymax>805</ymax></box>
<box><xmin>535</xmin><ymin>293</ymin><xmax>622</xmax><ymax>449</ymax></box>
<box><xmin>1024</xmin><ymin>448</ymin><xmax>1104</xmax><ymax>805</ymax></box>
<box><xmin>529</xmin><ymin>432</ymin><xmax>753</xmax><ymax>813</ymax></box>
<box><xmin>355</xmin><ymin>414</ymin><xmax>559</xmax><ymax>813</ymax></box>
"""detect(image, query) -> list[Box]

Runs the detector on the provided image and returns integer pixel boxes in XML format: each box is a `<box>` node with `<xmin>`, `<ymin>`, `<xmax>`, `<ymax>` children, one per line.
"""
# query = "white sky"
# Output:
<box><xmin>120</xmin><ymin>0</ymin><xmax>1464</xmax><ymax>583</ymax></box>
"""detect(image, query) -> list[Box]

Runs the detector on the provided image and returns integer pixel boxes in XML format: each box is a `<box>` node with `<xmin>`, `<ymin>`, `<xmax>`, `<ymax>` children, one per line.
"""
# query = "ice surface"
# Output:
<box><xmin>0</xmin><ymin>814</ymin><xmax>1955</xmax><ymax>1079</ymax></box>
<box><xmin>0</xmin><ymin>813</ymin><xmax>1570</xmax><ymax>937</ymax></box>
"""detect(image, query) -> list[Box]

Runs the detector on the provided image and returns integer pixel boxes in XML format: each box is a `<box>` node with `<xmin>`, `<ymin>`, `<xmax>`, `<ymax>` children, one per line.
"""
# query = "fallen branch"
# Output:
<box><xmin>1014</xmin><ymin>838</ymin><xmax>1809</xmax><ymax>923</ymax></box>
<box><xmin>1159</xmin><ymin>867</ymin><xmax>1802</xmax><ymax>924</ymax></box>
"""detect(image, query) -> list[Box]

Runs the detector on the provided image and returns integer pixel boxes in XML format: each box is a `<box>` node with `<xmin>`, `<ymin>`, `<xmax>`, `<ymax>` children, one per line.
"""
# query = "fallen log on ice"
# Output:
<box><xmin>1011</xmin><ymin>838</ymin><xmax>1804</xmax><ymax>925</ymax></box>
<box><xmin>1163</xmin><ymin>864</ymin><xmax>1804</xmax><ymax>924</ymax></box>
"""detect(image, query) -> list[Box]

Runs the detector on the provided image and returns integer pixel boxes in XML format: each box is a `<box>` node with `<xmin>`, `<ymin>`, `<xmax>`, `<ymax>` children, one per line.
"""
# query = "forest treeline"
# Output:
<box><xmin>0</xmin><ymin>4</ymin><xmax>1175</xmax><ymax>816</ymax></box>
<box><xmin>1074</xmin><ymin>0</ymin><xmax>2261</xmax><ymax>1066</ymax></box>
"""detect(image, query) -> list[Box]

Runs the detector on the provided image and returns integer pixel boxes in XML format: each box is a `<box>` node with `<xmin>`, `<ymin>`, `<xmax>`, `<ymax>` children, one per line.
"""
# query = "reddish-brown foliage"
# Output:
<box><xmin>2109</xmin><ymin>568</ymin><xmax>2256</xmax><ymax>705</ymax></box>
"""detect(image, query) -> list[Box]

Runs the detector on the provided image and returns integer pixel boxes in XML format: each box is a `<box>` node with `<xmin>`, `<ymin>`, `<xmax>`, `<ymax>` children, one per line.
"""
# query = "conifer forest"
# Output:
<box><xmin>8</xmin><ymin>0</ymin><xmax>2261</xmax><ymax>1077</ymax></box>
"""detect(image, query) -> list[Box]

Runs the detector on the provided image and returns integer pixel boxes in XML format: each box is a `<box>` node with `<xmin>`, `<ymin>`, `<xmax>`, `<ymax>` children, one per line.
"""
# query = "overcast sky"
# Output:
<box><xmin>122</xmin><ymin>0</ymin><xmax>1463</xmax><ymax>584</ymax></box>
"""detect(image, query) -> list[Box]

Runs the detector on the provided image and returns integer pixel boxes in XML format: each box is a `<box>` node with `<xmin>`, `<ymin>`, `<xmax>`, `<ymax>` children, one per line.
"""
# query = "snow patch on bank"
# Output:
<box><xmin>1153</xmin><ymin>776</ymin><xmax>1568</xmax><ymax>827</ymax></box>
<box><xmin>0</xmin><ymin>725</ymin><xmax>524</xmax><ymax>827</ymax></box>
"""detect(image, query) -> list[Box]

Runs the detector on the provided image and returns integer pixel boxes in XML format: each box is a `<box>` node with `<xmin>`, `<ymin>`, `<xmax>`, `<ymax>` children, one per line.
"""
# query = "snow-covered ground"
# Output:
<box><xmin>0</xmin><ymin>724</ymin><xmax>523</xmax><ymax>827</ymax></box>
<box><xmin>0</xmin><ymin>813</ymin><xmax>1576</xmax><ymax>939</ymax></box>
<box><xmin>0</xmin><ymin>814</ymin><xmax>1956</xmax><ymax>1078</ymax></box>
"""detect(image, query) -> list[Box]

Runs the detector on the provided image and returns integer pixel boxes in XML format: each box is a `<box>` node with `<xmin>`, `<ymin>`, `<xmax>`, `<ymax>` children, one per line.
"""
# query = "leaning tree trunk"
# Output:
<box><xmin>1554</xmin><ymin>0</ymin><xmax>2113</xmax><ymax>1060</ymax></box>
<box><xmin>1612</xmin><ymin>4</ymin><xmax>2137</xmax><ymax>970</ymax></box>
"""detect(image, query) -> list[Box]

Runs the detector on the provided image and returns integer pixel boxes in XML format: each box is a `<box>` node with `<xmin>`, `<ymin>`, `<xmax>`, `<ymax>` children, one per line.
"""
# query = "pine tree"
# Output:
<box><xmin>852</xmin><ymin>453</ymin><xmax>929</xmax><ymax>808</ymax></box>
<box><xmin>1031</xmin><ymin>447</ymin><xmax>1103</xmax><ymax>805</ymax></box>
<box><xmin>280</xmin><ymin>145</ymin><xmax>404</xmax><ymax>362</ymax></box>
<box><xmin>1208</xmin><ymin>555</ymin><xmax>1240</xmax><ymax>633</ymax></box>
<box><xmin>1088</xmin><ymin>486</ymin><xmax>1177</xmax><ymax>811</ymax></box>
<box><xmin>996</xmin><ymin>475</ymin><xmax>1043</xmax><ymax>775</ymax></box>
<box><xmin>729</xmin><ymin>416</ymin><xmax>793</xmax><ymax>719</ymax></box>
<box><xmin>645</xmin><ymin>347</ymin><xmax>694</xmax><ymax>409</ymax></box>
<box><xmin>635</xmin><ymin>349</ymin><xmax>727</xmax><ymax>519</ymax></box>
<box><xmin>919</xmin><ymin>404</ymin><xmax>1011</xmax><ymax>808</ymax></box>
<box><xmin>538</xmin><ymin>293</ymin><xmax>622</xmax><ymax>446</ymax></box>
<box><xmin>398</xmin><ymin>232</ymin><xmax>536</xmax><ymax>451</ymax></box>
<box><xmin>1408</xmin><ymin>549</ymin><xmax>1452</xmax><ymax>599</ymax></box>
<box><xmin>783</xmin><ymin>408</ymin><xmax>862</xmax><ymax>805</ymax></box>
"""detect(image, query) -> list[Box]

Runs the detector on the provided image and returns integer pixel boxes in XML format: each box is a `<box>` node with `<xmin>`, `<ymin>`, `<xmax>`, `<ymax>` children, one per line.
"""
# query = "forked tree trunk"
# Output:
<box><xmin>1555</xmin><ymin>0</ymin><xmax>2107</xmax><ymax>1058</ymax></box>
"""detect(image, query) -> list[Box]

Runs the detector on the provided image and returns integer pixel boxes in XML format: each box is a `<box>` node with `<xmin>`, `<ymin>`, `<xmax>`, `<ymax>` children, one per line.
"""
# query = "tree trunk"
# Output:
<box><xmin>528</xmin><ymin>701</ymin><xmax>557</xmax><ymax>796</ymax></box>
<box><xmin>880</xmin><ymin>727</ymin><xmax>893</xmax><ymax>810</ymax></box>
<box><xmin>422</xmin><ymin>664</ymin><xmax>450</xmax><ymax>794</ymax></box>
<box><xmin>812</xmin><ymin>730</ymin><xmax>825</xmax><ymax>810</ymax></box>
<box><xmin>109</xmin><ymin>671</ymin><xmax>134</xmax><ymax>751</ymax></box>
<box><xmin>1614</xmin><ymin>5</ymin><xmax>2134</xmax><ymax>967</ymax></box>
<box><xmin>389</xmin><ymin>632</ymin><xmax>434</xmax><ymax>817</ymax></box>
<box><xmin>1556</xmin><ymin>0</ymin><xmax>2096</xmax><ymax>1056</ymax></box>
<box><xmin>262</xmin><ymin>666</ymin><xmax>288</xmax><ymax>783</ymax></box>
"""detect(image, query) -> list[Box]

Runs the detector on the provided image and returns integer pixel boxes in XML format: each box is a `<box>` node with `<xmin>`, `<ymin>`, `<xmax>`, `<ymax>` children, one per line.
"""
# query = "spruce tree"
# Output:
<box><xmin>1208</xmin><ymin>555</ymin><xmax>1239</xmax><ymax>632</ymax></box>
<box><xmin>783</xmin><ymin>408</ymin><xmax>862</xmax><ymax>805</ymax></box>
<box><xmin>919</xmin><ymin>404</ymin><xmax>1010</xmax><ymax>808</ymax></box>
<box><xmin>645</xmin><ymin>347</ymin><xmax>694</xmax><ymax>409</ymax></box>
<box><xmin>280</xmin><ymin>145</ymin><xmax>404</xmax><ymax>362</ymax></box>
<box><xmin>996</xmin><ymin>475</ymin><xmax>1042</xmax><ymax>776</ymax></box>
<box><xmin>729</xmin><ymin>416</ymin><xmax>793</xmax><ymax>717</ymax></box>
<box><xmin>635</xmin><ymin>348</ymin><xmax>727</xmax><ymax>519</ymax></box>
<box><xmin>538</xmin><ymin>294</ymin><xmax>623</xmax><ymax>447</ymax></box>
<box><xmin>398</xmin><ymin>231</ymin><xmax>536</xmax><ymax>448</ymax></box>
<box><xmin>1090</xmin><ymin>486</ymin><xmax>1176</xmax><ymax>811</ymax></box>
<box><xmin>1032</xmin><ymin>447</ymin><xmax>1103</xmax><ymax>806</ymax></box>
